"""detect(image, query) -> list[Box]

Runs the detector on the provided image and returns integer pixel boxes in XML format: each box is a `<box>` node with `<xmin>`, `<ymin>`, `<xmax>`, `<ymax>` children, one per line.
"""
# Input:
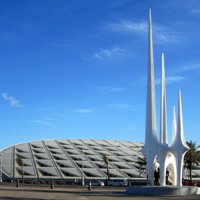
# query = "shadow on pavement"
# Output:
<box><xmin>0</xmin><ymin>198</ymin><xmax>45</xmax><ymax>200</ymax></box>
<box><xmin>0</xmin><ymin>187</ymin><xmax>126</xmax><ymax>196</ymax></box>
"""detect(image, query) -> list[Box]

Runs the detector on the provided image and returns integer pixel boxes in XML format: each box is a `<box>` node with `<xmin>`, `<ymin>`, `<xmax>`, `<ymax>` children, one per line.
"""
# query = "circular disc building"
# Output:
<box><xmin>0</xmin><ymin>139</ymin><xmax>146</xmax><ymax>182</ymax></box>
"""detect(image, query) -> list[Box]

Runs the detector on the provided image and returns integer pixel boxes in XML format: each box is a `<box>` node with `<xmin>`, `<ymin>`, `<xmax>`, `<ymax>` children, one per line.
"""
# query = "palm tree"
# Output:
<box><xmin>16</xmin><ymin>157</ymin><xmax>24</xmax><ymax>183</ymax></box>
<box><xmin>101</xmin><ymin>154</ymin><xmax>110</xmax><ymax>185</ymax></box>
<box><xmin>184</xmin><ymin>141</ymin><xmax>200</xmax><ymax>183</ymax></box>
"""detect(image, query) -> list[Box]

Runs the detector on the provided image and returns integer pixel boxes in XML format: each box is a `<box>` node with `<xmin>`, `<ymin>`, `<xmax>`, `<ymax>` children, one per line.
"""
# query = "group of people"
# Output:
<box><xmin>154</xmin><ymin>168</ymin><xmax>170</xmax><ymax>185</ymax></box>
<box><xmin>154</xmin><ymin>168</ymin><xmax>160</xmax><ymax>185</ymax></box>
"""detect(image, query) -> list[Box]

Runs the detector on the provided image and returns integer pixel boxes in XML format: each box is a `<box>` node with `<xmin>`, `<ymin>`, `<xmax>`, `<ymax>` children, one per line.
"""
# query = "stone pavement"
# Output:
<box><xmin>0</xmin><ymin>184</ymin><xmax>200</xmax><ymax>200</ymax></box>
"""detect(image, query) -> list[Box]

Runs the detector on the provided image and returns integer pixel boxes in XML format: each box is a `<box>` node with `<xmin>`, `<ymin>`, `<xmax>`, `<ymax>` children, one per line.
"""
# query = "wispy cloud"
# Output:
<box><xmin>29</xmin><ymin>119</ymin><xmax>57</xmax><ymax>128</ymax></box>
<box><xmin>110</xmin><ymin>103</ymin><xmax>135</xmax><ymax>110</ymax></box>
<box><xmin>108</xmin><ymin>87</ymin><xmax>126</xmax><ymax>92</ymax></box>
<box><xmin>155</xmin><ymin>32</ymin><xmax>182</xmax><ymax>44</ymax></box>
<box><xmin>106</xmin><ymin>20</ymin><xmax>147</xmax><ymax>34</ymax></box>
<box><xmin>1</xmin><ymin>93</ymin><xmax>22</xmax><ymax>107</ymax></box>
<box><xmin>105</xmin><ymin>20</ymin><xmax>183</xmax><ymax>45</ymax></box>
<box><xmin>155</xmin><ymin>75</ymin><xmax>185</xmax><ymax>85</ymax></box>
<box><xmin>166</xmin><ymin>75</ymin><xmax>185</xmax><ymax>84</ymax></box>
<box><xmin>190</xmin><ymin>8</ymin><xmax>200</xmax><ymax>15</ymax></box>
<box><xmin>98</xmin><ymin>86</ymin><xmax>126</xmax><ymax>93</ymax></box>
<box><xmin>176</xmin><ymin>63</ymin><xmax>200</xmax><ymax>72</ymax></box>
<box><xmin>73</xmin><ymin>108</ymin><xmax>96</xmax><ymax>114</ymax></box>
<box><xmin>108</xmin><ymin>0</ymin><xmax>132</xmax><ymax>8</ymax></box>
<box><xmin>94</xmin><ymin>46</ymin><xmax>130</xmax><ymax>61</ymax></box>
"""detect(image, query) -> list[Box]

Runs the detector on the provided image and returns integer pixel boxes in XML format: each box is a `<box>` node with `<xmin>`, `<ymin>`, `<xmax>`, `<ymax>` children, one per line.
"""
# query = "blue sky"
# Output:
<box><xmin>0</xmin><ymin>0</ymin><xmax>200</xmax><ymax>149</ymax></box>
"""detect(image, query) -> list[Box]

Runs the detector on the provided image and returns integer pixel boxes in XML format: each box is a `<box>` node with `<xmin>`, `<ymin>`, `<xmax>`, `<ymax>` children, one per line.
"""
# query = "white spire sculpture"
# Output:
<box><xmin>143</xmin><ymin>9</ymin><xmax>189</xmax><ymax>187</ymax></box>
<box><xmin>172</xmin><ymin>106</ymin><xmax>177</xmax><ymax>143</ymax></box>
<box><xmin>143</xmin><ymin>8</ymin><xmax>159</xmax><ymax>185</ymax></box>
<box><xmin>160</xmin><ymin>53</ymin><xmax>168</xmax><ymax>145</ymax></box>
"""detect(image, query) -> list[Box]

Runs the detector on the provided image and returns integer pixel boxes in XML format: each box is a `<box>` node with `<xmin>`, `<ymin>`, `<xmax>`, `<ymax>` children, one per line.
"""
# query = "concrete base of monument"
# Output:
<box><xmin>126</xmin><ymin>185</ymin><xmax>200</xmax><ymax>196</ymax></box>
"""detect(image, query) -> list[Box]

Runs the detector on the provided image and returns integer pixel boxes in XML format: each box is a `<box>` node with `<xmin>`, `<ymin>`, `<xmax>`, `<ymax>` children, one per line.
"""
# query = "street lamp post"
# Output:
<box><xmin>81</xmin><ymin>150</ymin><xmax>84</xmax><ymax>186</ymax></box>
<box><xmin>0</xmin><ymin>153</ymin><xmax>2</xmax><ymax>182</ymax></box>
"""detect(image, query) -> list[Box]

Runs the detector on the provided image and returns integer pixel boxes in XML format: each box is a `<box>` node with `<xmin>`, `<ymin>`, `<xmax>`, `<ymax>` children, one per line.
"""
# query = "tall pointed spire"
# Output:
<box><xmin>171</xmin><ymin>90</ymin><xmax>189</xmax><ymax>186</ymax></box>
<box><xmin>143</xmin><ymin>8</ymin><xmax>159</xmax><ymax>185</ymax></box>
<box><xmin>160</xmin><ymin>53</ymin><xmax>168</xmax><ymax>144</ymax></box>
<box><xmin>145</xmin><ymin>8</ymin><xmax>158</xmax><ymax>147</ymax></box>
<box><xmin>172</xmin><ymin>106</ymin><xmax>177</xmax><ymax>143</ymax></box>
<box><xmin>143</xmin><ymin>8</ymin><xmax>190</xmax><ymax>188</ymax></box>
<box><xmin>158</xmin><ymin>53</ymin><xmax>168</xmax><ymax>186</ymax></box>
<box><xmin>177</xmin><ymin>90</ymin><xmax>188</xmax><ymax>148</ymax></box>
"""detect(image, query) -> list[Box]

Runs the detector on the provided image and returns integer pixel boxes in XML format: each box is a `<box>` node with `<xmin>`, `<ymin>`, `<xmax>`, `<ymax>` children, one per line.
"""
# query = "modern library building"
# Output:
<box><xmin>0</xmin><ymin>139</ymin><xmax>146</xmax><ymax>182</ymax></box>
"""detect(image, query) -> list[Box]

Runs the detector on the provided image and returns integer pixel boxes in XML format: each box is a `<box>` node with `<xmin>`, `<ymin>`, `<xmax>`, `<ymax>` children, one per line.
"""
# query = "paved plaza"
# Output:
<box><xmin>0</xmin><ymin>184</ymin><xmax>200</xmax><ymax>200</ymax></box>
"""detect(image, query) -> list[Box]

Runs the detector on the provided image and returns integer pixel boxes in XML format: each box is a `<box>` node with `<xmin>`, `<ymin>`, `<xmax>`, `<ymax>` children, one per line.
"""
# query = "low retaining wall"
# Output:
<box><xmin>126</xmin><ymin>186</ymin><xmax>200</xmax><ymax>196</ymax></box>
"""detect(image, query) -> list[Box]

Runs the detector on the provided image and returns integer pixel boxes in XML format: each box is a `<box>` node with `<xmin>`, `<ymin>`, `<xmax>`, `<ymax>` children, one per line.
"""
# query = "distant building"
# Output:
<box><xmin>0</xmin><ymin>139</ymin><xmax>146</xmax><ymax>182</ymax></box>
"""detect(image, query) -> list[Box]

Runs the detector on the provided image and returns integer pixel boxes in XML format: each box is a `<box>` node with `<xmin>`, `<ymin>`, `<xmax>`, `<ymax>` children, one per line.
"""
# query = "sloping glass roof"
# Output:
<box><xmin>1</xmin><ymin>139</ymin><xmax>146</xmax><ymax>180</ymax></box>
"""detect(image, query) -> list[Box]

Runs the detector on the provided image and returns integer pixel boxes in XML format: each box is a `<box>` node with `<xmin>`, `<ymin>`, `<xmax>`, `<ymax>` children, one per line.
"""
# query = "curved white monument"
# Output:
<box><xmin>143</xmin><ymin>8</ymin><xmax>189</xmax><ymax>187</ymax></box>
<box><xmin>127</xmin><ymin>9</ymin><xmax>200</xmax><ymax>196</ymax></box>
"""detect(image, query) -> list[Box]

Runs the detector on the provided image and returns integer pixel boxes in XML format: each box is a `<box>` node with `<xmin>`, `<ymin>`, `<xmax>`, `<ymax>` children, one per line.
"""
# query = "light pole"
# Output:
<box><xmin>81</xmin><ymin>150</ymin><xmax>84</xmax><ymax>186</ymax></box>
<box><xmin>0</xmin><ymin>153</ymin><xmax>2</xmax><ymax>182</ymax></box>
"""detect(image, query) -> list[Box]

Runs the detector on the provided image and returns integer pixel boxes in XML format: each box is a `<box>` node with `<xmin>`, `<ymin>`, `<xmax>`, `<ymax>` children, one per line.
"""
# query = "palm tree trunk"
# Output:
<box><xmin>107</xmin><ymin>165</ymin><xmax>110</xmax><ymax>181</ymax></box>
<box><xmin>22</xmin><ymin>164</ymin><xmax>24</xmax><ymax>184</ymax></box>
<box><xmin>189</xmin><ymin>161</ymin><xmax>192</xmax><ymax>183</ymax></box>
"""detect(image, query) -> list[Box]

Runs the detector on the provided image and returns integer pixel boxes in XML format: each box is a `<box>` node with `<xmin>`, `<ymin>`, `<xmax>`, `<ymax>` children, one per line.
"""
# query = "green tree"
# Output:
<box><xmin>184</xmin><ymin>141</ymin><xmax>200</xmax><ymax>182</ymax></box>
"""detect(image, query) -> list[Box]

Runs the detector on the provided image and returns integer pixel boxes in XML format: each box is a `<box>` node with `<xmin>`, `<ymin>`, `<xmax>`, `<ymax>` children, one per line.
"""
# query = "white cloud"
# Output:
<box><xmin>29</xmin><ymin>119</ymin><xmax>57</xmax><ymax>128</ymax></box>
<box><xmin>98</xmin><ymin>86</ymin><xmax>126</xmax><ymax>92</ymax></box>
<box><xmin>190</xmin><ymin>8</ymin><xmax>200</xmax><ymax>15</ymax></box>
<box><xmin>166</xmin><ymin>75</ymin><xmax>185</xmax><ymax>84</ymax></box>
<box><xmin>108</xmin><ymin>87</ymin><xmax>126</xmax><ymax>92</ymax></box>
<box><xmin>110</xmin><ymin>103</ymin><xmax>135</xmax><ymax>110</ymax></box>
<box><xmin>94</xmin><ymin>46</ymin><xmax>130</xmax><ymax>60</ymax></box>
<box><xmin>73</xmin><ymin>108</ymin><xmax>95</xmax><ymax>113</ymax></box>
<box><xmin>156</xmin><ymin>75</ymin><xmax>184</xmax><ymax>85</ymax></box>
<box><xmin>1</xmin><ymin>93</ymin><xmax>22</xmax><ymax>107</ymax></box>
<box><xmin>105</xmin><ymin>20</ymin><xmax>183</xmax><ymax>45</ymax></box>
<box><xmin>176</xmin><ymin>64</ymin><xmax>200</xmax><ymax>72</ymax></box>
<box><xmin>155</xmin><ymin>32</ymin><xmax>182</xmax><ymax>44</ymax></box>
<box><xmin>106</xmin><ymin>20</ymin><xmax>147</xmax><ymax>34</ymax></box>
